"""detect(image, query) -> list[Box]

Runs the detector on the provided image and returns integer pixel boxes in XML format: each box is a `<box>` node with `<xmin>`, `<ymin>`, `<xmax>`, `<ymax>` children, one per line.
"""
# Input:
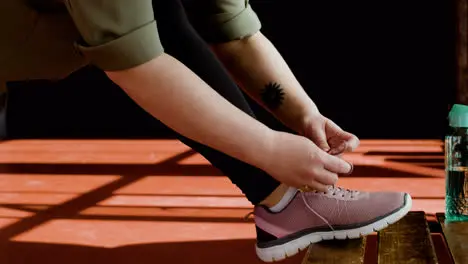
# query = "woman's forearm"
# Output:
<box><xmin>106</xmin><ymin>53</ymin><xmax>274</xmax><ymax>169</ymax></box>
<box><xmin>212</xmin><ymin>32</ymin><xmax>318</xmax><ymax>134</ymax></box>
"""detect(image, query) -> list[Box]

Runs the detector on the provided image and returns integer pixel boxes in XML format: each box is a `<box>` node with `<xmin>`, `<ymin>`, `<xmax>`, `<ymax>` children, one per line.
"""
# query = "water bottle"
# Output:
<box><xmin>446</xmin><ymin>104</ymin><xmax>468</xmax><ymax>222</ymax></box>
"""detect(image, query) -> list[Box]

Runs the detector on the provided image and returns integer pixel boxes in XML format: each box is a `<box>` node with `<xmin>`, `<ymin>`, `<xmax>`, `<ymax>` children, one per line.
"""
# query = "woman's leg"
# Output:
<box><xmin>151</xmin><ymin>0</ymin><xmax>281</xmax><ymax>205</ymax></box>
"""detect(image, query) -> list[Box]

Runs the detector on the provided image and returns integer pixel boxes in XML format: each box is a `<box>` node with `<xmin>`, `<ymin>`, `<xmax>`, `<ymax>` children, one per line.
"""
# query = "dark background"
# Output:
<box><xmin>6</xmin><ymin>0</ymin><xmax>455</xmax><ymax>139</ymax></box>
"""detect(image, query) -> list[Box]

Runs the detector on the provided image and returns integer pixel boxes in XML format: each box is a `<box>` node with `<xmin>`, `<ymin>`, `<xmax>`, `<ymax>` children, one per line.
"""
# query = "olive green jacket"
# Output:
<box><xmin>0</xmin><ymin>0</ymin><xmax>262</xmax><ymax>92</ymax></box>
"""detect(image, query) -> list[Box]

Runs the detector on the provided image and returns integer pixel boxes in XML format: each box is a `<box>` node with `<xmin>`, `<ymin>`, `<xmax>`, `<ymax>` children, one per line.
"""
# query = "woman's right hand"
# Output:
<box><xmin>261</xmin><ymin>131</ymin><xmax>353</xmax><ymax>192</ymax></box>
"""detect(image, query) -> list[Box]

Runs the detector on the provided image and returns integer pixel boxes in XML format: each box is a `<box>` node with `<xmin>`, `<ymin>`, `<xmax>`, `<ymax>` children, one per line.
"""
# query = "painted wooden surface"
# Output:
<box><xmin>0</xmin><ymin>139</ymin><xmax>445</xmax><ymax>263</ymax></box>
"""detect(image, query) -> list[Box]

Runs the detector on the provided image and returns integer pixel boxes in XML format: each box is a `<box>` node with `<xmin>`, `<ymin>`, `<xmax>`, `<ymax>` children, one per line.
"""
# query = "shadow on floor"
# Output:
<box><xmin>0</xmin><ymin>162</ymin><xmax>442</xmax><ymax>178</ymax></box>
<box><xmin>0</xmin><ymin>239</ymin><xmax>305</xmax><ymax>264</ymax></box>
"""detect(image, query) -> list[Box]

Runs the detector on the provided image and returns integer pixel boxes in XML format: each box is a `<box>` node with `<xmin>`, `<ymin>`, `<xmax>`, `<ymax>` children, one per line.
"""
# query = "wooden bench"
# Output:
<box><xmin>301</xmin><ymin>212</ymin><xmax>468</xmax><ymax>264</ymax></box>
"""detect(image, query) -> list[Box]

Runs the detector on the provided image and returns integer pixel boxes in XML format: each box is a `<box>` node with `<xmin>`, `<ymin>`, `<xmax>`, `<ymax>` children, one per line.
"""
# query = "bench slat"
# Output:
<box><xmin>301</xmin><ymin>238</ymin><xmax>366</xmax><ymax>264</ymax></box>
<box><xmin>378</xmin><ymin>211</ymin><xmax>438</xmax><ymax>264</ymax></box>
<box><xmin>437</xmin><ymin>213</ymin><xmax>468</xmax><ymax>264</ymax></box>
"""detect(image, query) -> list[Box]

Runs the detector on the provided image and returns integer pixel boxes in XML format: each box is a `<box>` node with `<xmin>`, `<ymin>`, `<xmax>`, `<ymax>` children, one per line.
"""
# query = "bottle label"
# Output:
<box><xmin>446</xmin><ymin>135</ymin><xmax>468</xmax><ymax>170</ymax></box>
<box><xmin>445</xmin><ymin>133</ymin><xmax>468</xmax><ymax>220</ymax></box>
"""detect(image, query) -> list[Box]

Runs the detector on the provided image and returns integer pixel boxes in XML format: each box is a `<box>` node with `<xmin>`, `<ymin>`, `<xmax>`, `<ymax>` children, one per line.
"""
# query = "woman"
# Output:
<box><xmin>0</xmin><ymin>0</ymin><xmax>411</xmax><ymax>261</ymax></box>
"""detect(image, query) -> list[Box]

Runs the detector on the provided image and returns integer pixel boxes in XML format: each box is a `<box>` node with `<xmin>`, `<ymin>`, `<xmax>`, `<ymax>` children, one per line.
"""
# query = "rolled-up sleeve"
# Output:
<box><xmin>64</xmin><ymin>0</ymin><xmax>164</xmax><ymax>71</ymax></box>
<box><xmin>189</xmin><ymin>0</ymin><xmax>262</xmax><ymax>43</ymax></box>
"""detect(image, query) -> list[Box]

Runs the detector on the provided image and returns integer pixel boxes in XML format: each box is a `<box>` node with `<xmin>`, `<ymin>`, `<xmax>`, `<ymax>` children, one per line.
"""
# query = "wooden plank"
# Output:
<box><xmin>301</xmin><ymin>238</ymin><xmax>366</xmax><ymax>264</ymax></box>
<box><xmin>437</xmin><ymin>213</ymin><xmax>468</xmax><ymax>264</ymax></box>
<box><xmin>378</xmin><ymin>211</ymin><xmax>438</xmax><ymax>264</ymax></box>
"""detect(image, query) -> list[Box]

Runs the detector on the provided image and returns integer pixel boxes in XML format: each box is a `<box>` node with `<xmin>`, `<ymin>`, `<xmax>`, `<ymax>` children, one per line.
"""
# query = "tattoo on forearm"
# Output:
<box><xmin>260</xmin><ymin>82</ymin><xmax>285</xmax><ymax>110</ymax></box>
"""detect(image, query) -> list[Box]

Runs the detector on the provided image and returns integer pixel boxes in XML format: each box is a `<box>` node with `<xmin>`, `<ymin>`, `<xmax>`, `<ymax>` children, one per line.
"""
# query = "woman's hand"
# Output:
<box><xmin>260</xmin><ymin>131</ymin><xmax>353</xmax><ymax>192</ymax></box>
<box><xmin>302</xmin><ymin>114</ymin><xmax>360</xmax><ymax>155</ymax></box>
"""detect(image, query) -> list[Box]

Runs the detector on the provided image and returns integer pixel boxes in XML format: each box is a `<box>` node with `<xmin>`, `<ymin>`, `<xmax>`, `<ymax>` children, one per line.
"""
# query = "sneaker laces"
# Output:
<box><xmin>300</xmin><ymin>186</ymin><xmax>360</xmax><ymax>231</ymax></box>
<box><xmin>299</xmin><ymin>189</ymin><xmax>334</xmax><ymax>231</ymax></box>
<box><xmin>243</xmin><ymin>186</ymin><xmax>360</xmax><ymax>227</ymax></box>
<box><xmin>324</xmin><ymin>186</ymin><xmax>360</xmax><ymax>198</ymax></box>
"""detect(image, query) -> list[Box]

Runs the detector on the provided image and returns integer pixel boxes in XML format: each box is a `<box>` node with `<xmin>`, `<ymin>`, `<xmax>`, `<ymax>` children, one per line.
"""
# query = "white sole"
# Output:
<box><xmin>256</xmin><ymin>194</ymin><xmax>413</xmax><ymax>262</ymax></box>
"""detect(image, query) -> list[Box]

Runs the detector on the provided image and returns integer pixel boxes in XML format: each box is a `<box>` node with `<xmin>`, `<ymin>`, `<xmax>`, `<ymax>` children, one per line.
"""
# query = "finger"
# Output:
<box><xmin>312</xmin><ymin>129</ymin><xmax>330</xmax><ymax>151</ymax></box>
<box><xmin>313</xmin><ymin>168</ymin><xmax>339</xmax><ymax>186</ymax></box>
<box><xmin>306</xmin><ymin>124</ymin><xmax>330</xmax><ymax>152</ymax></box>
<box><xmin>321</xmin><ymin>153</ymin><xmax>353</xmax><ymax>174</ymax></box>
<box><xmin>326</xmin><ymin>120</ymin><xmax>359</xmax><ymax>152</ymax></box>
<box><xmin>345</xmin><ymin>162</ymin><xmax>354</xmax><ymax>175</ymax></box>
<box><xmin>343</xmin><ymin>132</ymin><xmax>360</xmax><ymax>152</ymax></box>
<box><xmin>305</xmin><ymin>180</ymin><xmax>328</xmax><ymax>193</ymax></box>
<box><xmin>327</xmin><ymin>139</ymin><xmax>346</xmax><ymax>155</ymax></box>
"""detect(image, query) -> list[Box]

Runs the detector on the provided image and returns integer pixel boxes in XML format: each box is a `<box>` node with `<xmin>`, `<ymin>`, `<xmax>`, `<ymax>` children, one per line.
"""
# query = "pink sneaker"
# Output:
<box><xmin>254</xmin><ymin>186</ymin><xmax>412</xmax><ymax>262</ymax></box>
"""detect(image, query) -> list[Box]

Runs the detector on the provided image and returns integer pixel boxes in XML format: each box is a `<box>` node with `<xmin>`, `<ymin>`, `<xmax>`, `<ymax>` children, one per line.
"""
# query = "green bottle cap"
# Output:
<box><xmin>449</xmin><ymin>104</ymin><xmax>468</xmax><ymax>128</ymax></box>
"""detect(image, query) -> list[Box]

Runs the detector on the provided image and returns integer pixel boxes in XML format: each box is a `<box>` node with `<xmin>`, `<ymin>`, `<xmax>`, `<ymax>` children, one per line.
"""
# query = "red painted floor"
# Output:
<box><xmin>0</xmin><ymin>139</ymin><xmax>445</xmax><ymax>264</ymax></box>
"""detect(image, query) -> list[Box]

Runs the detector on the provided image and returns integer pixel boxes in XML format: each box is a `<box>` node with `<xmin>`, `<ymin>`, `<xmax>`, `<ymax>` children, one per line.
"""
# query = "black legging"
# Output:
<box><xmin>151</xmin><ymin>0</ymin><xmax>281</xmax><ymax>204</ymax></box>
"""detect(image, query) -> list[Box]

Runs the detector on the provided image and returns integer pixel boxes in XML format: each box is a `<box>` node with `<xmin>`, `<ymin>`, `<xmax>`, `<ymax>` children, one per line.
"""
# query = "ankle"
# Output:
<box><xmin>260</xmin><ymin>184</ymin><xmax>289</xmax><ymax>207</ymax></box>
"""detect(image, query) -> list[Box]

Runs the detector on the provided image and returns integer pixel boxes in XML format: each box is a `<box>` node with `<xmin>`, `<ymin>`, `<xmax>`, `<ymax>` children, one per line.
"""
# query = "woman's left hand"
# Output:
<box><xmin>301</xmin><ymin>114</ymin><xmax>360</xmax><ymax>156</ymax></box>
